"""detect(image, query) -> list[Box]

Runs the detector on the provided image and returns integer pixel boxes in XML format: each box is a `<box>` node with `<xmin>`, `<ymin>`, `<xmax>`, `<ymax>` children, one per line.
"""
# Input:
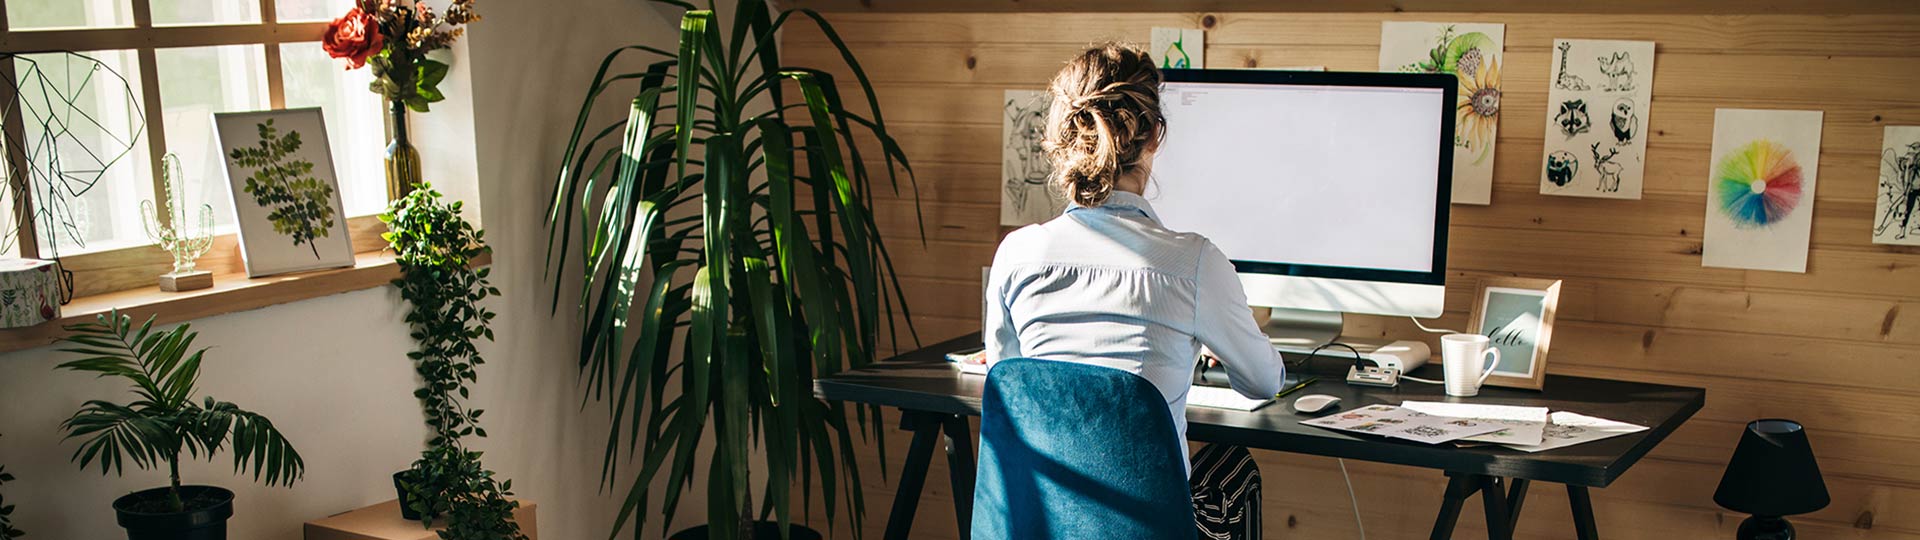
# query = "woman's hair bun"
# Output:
<box><xmin>1042</xmin><ymin>43</ymin><xmax>1165</xmax><ymax>208</ymax></box>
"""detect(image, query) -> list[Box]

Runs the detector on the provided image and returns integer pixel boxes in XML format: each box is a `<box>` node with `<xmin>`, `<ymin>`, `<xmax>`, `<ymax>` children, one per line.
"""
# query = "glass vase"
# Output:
<box><xmin>385</xmin><ymin>99</ymin><xmax>422</xmax><ymax>202</ymax></box>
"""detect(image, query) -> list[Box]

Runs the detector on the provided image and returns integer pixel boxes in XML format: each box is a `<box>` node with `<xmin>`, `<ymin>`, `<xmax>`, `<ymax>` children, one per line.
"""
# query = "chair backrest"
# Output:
<box><xmin>971</xmin><ymin>358</ymin><xmax>1194</xmax><ymax>540</ymax></box>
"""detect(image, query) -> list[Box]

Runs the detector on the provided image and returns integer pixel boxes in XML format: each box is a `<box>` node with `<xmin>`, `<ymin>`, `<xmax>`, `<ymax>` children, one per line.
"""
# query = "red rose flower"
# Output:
<box><xmin>323</xmin><ymin>7</ymin><xmax>385</xmax><ymax>70</ymax></box>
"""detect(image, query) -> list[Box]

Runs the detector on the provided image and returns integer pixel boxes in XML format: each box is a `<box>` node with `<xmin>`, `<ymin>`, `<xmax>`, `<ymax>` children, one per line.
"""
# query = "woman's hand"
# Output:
<box><xmin>1200</xmin><ymin>345</ymin><xmax>1222</xmax><ymax>368</ymax></box>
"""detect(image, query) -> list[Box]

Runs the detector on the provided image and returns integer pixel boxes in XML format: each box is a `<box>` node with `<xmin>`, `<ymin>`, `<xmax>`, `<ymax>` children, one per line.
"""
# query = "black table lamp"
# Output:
<box><xmin>1714</xmin><ymin>419</ymin><xmax>1829</xmax><ymax>540</ymax></box>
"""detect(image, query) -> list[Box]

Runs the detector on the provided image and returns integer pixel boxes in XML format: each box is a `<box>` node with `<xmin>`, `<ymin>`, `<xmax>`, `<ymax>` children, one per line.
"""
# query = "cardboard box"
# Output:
<box><xmin>304</xmin><ymin>499</ymin><xmax>537</xmax><ymax>540</ymax></box>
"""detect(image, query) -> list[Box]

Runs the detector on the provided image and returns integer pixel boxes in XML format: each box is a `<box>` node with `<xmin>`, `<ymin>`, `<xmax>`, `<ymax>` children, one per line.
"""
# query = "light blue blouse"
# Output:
<box><xmin>985</xmin><ymin>190</ymin><xmax>1286</xmax><ymax>465</ymax></box>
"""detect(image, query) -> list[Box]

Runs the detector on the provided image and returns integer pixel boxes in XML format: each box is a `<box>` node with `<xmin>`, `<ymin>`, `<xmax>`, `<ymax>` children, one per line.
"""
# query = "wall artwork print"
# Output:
<box><xmin>1380</xmin><ymin>22</ymin><xmax>1504</xmax><ymax>206</ymax></box>
<box><xmin>1703</xmin><ymin>109</ymin><xmax>1824</xmax><ymax>273</ymax></box>
<box><xmin>1150</xmin><ymin>27</ymin><xmax>1205</xmax><ymax>69</ymax></box>
<box><xmin>213</xmin><ymin>108</ymin><xmax>355</xmax><ymax>277</ymax></box>
<box><xmin>1539</xmin><ymin>39</ymin><xmax>1655</xmax><ymax>200</ymax></box>
<box><xmin>1874</xmin><ymin>126</ymin><xmax>1920</xmax><ymax>245</ymax></box>
<box><xmin>1001</xmin><ymin>89</ymin><xmax>1063</xmax><ymax>226</ymax></box>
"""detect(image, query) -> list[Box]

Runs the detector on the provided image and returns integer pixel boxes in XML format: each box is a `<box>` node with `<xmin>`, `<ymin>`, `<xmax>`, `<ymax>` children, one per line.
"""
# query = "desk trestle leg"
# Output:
<box><xmin>1429</xmin><ymin>473</ymin><xmax>1519</xmax><ymax>540</ymax></box>
<box><xmin>883</xmin><ymin>410</ymin><xmax>977</xmax><ymax>540</ymax></box>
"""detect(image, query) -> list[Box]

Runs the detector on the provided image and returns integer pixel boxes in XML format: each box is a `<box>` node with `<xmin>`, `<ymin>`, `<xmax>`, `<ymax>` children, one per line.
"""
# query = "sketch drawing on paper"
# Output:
<box><xmin>1713</xmin><ymin>140</ymin><xmax>1805</xmax><ymax>229</ymax></box>
<box><xmin>1381</xmin><ymin>22</ymin><xmax>1504</xmax><ymax>205</ymax></box>
<box><xmin>1590</xmin><ymin>143</ymin><xmax>1624</xmax><ymax>193</ymax></box>
<box><xmin>1162</xmin><ymin>32</ymin><xmax>1194</xmax><ymax>68</ymax></box>
<box><xmin>1538</xmin><ymin>39</ymin><xmax>1654</xmax><ymax>200</ymax></box>
<box><xmin>1001</xmin><ymin>89</ymin><xmax>1062</xmax><ymax>226</ymax></box>
<box><xmin>1610</xmin><ymin>98</ymin><xmax>1639</xmax><ymax>143</ymax></box>
<box><xmin>1424</xmin><ymin>27</ymin><xmax>1504</xmax><ymax>167</ymax></box>
<box><xmin>1597</xmin><ymin>52</ymin><xmax>1637</xmax><ymax>92</ymax></box>
<box><xmin>1545</xmin><ymin>151</ymin><xmax>1579</xmax><ymax>187</ymax></box>
<box><xmin>1873</xmin><ymin>126</ymin><xmax>1920</xmax><ymax>245</ymax></box>
<box><xmin>1553</xmin><ymin>41</ymin><xmax>1589</xmax><ymax>91</ymax></box>
<box><xmin>1702</xmin><ymin>109</ymin><xmax>1823</xmax><ymax>273</ymax></box>
<box><xmin>1150</xmin><ymin>27</ymin><xmax>1205</xmax><ymax>70</ymax></box>
<box><xmin>1555</xmin><ymin>99</ymin><xmax>1591</xmax><ymax>138</ymax></box>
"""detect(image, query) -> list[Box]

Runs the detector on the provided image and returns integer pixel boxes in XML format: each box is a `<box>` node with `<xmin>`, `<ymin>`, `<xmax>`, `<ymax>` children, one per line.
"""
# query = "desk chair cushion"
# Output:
<box><xmin>973</xmin><ymin>358</ymin><xmax>1195</xmax><ymax>539</ymax></box>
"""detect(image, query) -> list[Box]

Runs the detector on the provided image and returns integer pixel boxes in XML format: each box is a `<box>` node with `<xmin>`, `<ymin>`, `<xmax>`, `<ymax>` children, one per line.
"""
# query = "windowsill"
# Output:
<box><xmin>0</xmin><ymin>249</ymin><xmax>490</xmax><ymax>354</ymax></box>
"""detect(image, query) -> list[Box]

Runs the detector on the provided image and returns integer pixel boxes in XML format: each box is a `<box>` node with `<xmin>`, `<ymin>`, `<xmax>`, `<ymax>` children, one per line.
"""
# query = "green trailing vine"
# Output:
<box><xmin>227</xmin><ymin>119</ymin><xmax>338</xmax><ymax>259</ymax></box>
<box><xmin>381</xmin><ymin>185</ymin><xmax>522</xmax><ymax>540</ymax></box>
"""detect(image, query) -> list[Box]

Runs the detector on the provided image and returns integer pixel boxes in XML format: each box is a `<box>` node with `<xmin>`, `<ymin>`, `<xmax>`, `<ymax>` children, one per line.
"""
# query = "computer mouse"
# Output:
<box><xmin>1292</xmin><ymin>394</ymin><xmax>1342</xmax><ymax>414</ymax></box>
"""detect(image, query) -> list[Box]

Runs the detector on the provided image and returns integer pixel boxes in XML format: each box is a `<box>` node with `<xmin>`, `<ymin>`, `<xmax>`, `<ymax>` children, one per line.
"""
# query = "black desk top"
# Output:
<box><xmin>815</xmin><ymin>333</ymin><xmax>1705</xmax><ymax>487</ymax></box>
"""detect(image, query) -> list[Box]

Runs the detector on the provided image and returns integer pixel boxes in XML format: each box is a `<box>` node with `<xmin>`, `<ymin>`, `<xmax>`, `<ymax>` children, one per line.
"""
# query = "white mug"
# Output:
<box><xmin>1440</xmin><ymin>333</ymin><xmax>1501</xmax><ymax>397</ymax></box>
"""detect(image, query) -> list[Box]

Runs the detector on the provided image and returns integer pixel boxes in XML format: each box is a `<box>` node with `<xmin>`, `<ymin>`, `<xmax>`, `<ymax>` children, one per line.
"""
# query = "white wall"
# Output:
<box><xmin>0</xmin><ymin>2</ymin><xmax>687</xmax><ymax>539</ymax></box>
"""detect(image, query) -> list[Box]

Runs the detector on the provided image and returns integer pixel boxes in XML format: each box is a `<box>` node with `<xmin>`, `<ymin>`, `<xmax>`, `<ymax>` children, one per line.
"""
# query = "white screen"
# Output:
<box><xmin>1151</xmin><ymin>81</ymin><xmax>1444</xmax><ymax>273</ymax></box>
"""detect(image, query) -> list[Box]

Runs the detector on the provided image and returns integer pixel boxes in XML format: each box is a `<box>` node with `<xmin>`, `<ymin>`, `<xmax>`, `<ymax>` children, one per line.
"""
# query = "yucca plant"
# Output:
<box><xmin>546</xmin><ymin>1</ymin><xmax>917</xmax><ymax>539</ymax></box>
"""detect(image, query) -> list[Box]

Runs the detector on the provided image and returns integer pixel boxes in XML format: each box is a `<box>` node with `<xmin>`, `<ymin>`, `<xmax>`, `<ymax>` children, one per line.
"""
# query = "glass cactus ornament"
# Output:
<box><xmin>141</xmin><ymin>154</ymin><xmax>215</xmax><ymax>291</ymax></box>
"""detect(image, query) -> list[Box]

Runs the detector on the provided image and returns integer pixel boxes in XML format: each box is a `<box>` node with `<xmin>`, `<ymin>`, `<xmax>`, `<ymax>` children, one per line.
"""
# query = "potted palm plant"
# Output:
<box><xmin>56</xmin><ymin>311</ymin><xmax>304</xmax><ymax>540</ymax></box>
<box><xmin>546</xmin><ymin>0</ymin><xmax>918</xmax><ymax>538</ymax></box>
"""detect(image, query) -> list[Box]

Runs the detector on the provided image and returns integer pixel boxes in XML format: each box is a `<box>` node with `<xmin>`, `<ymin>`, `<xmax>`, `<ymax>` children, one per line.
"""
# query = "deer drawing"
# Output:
<box><xmin>1591</xmin><ymin>142</ymin><xmax>1624</xmax><ymax>193</ymax></box>
<box><xmin>1554</xmin><ymin>42</ymin><xmax>1589</xmax><ymax>91</ymax></box>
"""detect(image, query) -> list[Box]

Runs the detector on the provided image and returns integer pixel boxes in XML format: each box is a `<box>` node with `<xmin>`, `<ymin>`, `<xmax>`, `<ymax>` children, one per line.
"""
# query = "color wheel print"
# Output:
<box><xmin>1713</xmin><ymin>140</ymin><xmax>1804</xmax><ymax>228</ymax></box>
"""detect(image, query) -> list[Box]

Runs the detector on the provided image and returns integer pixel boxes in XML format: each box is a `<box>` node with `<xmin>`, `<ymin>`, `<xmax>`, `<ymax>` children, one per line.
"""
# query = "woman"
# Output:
<box><xmin>983</xmin><ymin>44</ymin><xmax>1286</xmax><ymax>539</ymax></box>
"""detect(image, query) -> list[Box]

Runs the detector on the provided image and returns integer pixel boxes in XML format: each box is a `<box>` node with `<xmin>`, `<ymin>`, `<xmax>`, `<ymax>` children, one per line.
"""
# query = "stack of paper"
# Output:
<box><xmin>1393</xmin><ymin>402</ymin><xmax>1648</xmax><ymax>452</ymax></box>
<box><xmin>1501</xmin><ymin>412</ymin><xmax>1649</xmax><ymax>453</ymax></box>
<box><xmin>1401</xmin><ymin>402</ymin><xmax>1550</xmax><ymax>446</ymax></box>
<box><xmin>1300</xmin><ymin>404</ymin><xmax>1507</xmax><ymax>444</ymax></box>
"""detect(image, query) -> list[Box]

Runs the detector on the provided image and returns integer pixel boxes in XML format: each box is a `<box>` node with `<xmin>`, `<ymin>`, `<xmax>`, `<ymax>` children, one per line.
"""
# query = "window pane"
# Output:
<box><xmin>281</xmin><ymin>41</ymin><xmax>385</xmax><ymax>217</ymax></box>
<box><xmin>12</xmin><ymin>50</ymin><xmax>154</xmax><ymax>256</ymax></box>
<box><xmin>151</xmin><ymin>0</ymin><xmax>261</xmax><ymax>26</ymax></box>
<box><xmin>5</xmin><ymin>0</ymin><xmax>133</xmax><ymax>30</ymax></box>
<box><xmin>275</xmin><ymin>0</ymin><xmax>352</xmax><ymax>22</ymax></box>
<box><xmin>155</xmin><ymin>45</ymin><xmax>271</xmax><ymax>234</ymax></box>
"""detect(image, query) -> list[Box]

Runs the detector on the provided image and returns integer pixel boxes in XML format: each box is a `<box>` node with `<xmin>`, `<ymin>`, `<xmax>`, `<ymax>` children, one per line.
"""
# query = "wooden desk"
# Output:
<box><xmin>815</xmin><ymin>333</ymin><xmax>1705</xmax><ymax>540</ymax></box>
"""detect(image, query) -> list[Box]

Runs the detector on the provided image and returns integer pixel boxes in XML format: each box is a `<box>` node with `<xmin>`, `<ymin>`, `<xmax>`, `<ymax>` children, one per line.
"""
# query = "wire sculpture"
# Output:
<box><xmin>141</xmin><ymin>154</ymin><xmax>213</xmax><ymax>275</ymax></box>
<box><xmin>1</xmin><ymin>51</ymin><xmax>148</xmax><ymax>302</ymax></box>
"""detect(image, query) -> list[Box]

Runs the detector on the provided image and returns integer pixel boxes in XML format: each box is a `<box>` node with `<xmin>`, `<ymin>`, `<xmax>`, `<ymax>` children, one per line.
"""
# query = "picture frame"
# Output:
<box><xmin>212</xmin><ymin>107</ymin><xmax>355</xmax><ymax>277</ymax></box>
<box><xmin>1465</xmin><ymin>276</ymin><xmax>1562</xmax><ymax>390</ymax></box>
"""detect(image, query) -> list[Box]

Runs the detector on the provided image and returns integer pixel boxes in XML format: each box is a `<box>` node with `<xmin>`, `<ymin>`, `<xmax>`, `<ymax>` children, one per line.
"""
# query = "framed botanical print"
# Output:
<box><xmin>1466</xmin><ymin>276</ymin><xmax>1562</xmax><ymax>390</ymax></box>
<box><xmin>213</xmin><ymin>108</ymin><xmax>355</xmax><ymax>277</ymax></box>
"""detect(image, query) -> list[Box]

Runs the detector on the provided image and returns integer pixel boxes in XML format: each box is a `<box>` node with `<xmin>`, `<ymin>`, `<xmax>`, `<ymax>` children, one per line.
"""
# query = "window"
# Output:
<box><xmin>1</xmin><ymin>0</ymin><xmax>379</xmax><ymax>260</ymax></box>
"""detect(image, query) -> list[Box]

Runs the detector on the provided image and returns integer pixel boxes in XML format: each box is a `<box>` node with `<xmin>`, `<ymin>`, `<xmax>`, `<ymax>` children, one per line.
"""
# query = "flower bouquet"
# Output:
<box><xmin>324</xmin><ymin>0</ymin><xmax>479</xmax><ymax>201</ymax></box>
<box><xmin>325</xmin><ymin>0</ymin><xmax>479</xmax><ymax>112</ymax></box>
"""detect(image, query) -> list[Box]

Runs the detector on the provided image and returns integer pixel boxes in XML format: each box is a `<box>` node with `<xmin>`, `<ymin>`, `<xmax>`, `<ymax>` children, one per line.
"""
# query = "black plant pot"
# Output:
<box><xmin>112</xmin><ymin>485</ymin><xmax>233</xmax><ymax>540</ymax></box>
<box><xmin>668</xmin><ymin>522</ymin><xmax>824</xmax><ymax>540</ymax></box>
<box><xmin>392</xmin><ymin>470</ymin><xmax>425</xmax><ymax>521</ymax></box>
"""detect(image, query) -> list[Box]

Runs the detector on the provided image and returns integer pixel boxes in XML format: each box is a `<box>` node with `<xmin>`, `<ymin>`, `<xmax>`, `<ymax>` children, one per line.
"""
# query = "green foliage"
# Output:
<box><xmin>228</xmin><ymin>119</ymin><xmax>338</xmax><ymax>258</ymax></box>
<box><xmin>546</xmin><ymin>1</ymin><xmax>921</xmax><ymax>538</ymax></box>
<box><xmin>0</xmin><ymin>459</ymin><xmax>23</xmax><ymax>539</ymax></box>
<box><xmin>55</xmin><ymin>311</ymin><xmax>304</xmax><ymax>513</ymax></box>
<box><xmin>382</xmin><ymin>186</ymin><xmax>520</xmax><ymax>540</ymax></box>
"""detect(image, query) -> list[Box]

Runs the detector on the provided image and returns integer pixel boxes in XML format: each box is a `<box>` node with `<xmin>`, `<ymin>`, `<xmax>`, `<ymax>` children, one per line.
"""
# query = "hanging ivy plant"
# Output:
<box><xmin>381</xmin><ymin>185</ymin><xmax>521</xmax><ymax>540</ymax></box>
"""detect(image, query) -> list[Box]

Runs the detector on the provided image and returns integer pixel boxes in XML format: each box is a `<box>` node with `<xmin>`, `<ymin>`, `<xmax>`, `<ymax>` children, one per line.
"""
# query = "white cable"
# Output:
<box><xmin>1399</xmin><ymin>375</ymin><xmax>1443</xmax><ymax>385</ymax></box>
<box><xmin>1338</xmin><ymin>458</ymin><xmax>1366</xmax><ymax>540</ymax></box>
<box><xmin>1409</xmin><ymin>316</ymin><xmax>1462</xmax><ymax>335</ymax></box>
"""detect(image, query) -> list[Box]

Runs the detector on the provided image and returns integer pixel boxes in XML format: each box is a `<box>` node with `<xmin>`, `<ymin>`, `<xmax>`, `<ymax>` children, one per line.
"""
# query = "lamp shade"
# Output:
<box><xmin>1713</xmin><ymin>419</ymin><xmax>1829</xmax><ymax>517</ymax></box>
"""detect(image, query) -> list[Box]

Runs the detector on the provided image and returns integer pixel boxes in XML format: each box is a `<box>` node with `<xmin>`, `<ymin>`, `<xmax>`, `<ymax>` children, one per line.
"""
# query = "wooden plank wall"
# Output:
<box><xmin>781</xmin><ymin>9</ymin><xmax>1920</xmax><ymax>540</ymax></box>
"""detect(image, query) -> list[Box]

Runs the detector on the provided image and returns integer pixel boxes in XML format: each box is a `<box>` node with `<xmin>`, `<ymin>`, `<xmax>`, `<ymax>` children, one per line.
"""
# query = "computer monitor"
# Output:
<box><xmin>1150</xmin><ymin>69</ymin><xmax>1455</xmax><ymax>345</ymax></box>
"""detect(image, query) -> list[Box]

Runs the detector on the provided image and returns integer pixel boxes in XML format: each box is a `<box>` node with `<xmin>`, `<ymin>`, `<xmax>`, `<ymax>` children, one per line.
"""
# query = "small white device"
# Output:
<box><xmin>1345</xmin><ymin>365</ymin><xmax>1401</xmax><ymax>388</ymax></box>
<box><xmin>1291</xmin><ymin>394</ymin><xmax>1342</xmax><ymax>414</ymax></box>
<box><xmin>1365</xmin><ymin>340</ymin><xmax>1431</xmax><ymax>372</ymax></box>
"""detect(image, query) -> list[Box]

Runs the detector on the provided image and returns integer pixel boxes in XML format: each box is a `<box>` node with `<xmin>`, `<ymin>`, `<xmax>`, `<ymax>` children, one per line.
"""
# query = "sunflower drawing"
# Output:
<box><xmin>1455</xmin><ymin>52</ymin><xmax>1501</xmax><ymax>165</ymax></box>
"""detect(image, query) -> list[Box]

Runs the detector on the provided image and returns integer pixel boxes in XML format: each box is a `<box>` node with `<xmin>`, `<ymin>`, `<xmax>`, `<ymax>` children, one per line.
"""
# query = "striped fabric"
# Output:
<box><xmin>1192</xmin><ymin>444</ymin><xmax>1263</xmax><ymax>540</ymax></box>
<box><xmin>985</xmin><ymin>190</ymin><xmax>1287</xmax><ymax>472</ymax></box>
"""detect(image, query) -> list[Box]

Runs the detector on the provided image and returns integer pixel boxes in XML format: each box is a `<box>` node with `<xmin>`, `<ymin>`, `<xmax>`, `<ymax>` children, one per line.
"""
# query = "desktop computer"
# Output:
<box><xmin>1152</xmin><ymin>69</ymin><xmax>1457</xmax><ymax>370</ymax></box>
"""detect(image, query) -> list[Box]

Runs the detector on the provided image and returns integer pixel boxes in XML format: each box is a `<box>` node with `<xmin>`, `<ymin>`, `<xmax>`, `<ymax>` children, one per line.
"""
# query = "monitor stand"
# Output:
<box><xmin>1257</xmin><ymin>307</ymin><xmax>1430</xmax><ymax>371</ymax></box>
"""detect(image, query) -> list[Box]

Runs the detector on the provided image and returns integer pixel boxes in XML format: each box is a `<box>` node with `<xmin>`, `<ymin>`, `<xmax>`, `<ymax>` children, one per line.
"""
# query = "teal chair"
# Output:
<box><xmin>971</xmin><ymin>358</ymin><xmax>1195</xmax><ymax>539</ymax></box>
